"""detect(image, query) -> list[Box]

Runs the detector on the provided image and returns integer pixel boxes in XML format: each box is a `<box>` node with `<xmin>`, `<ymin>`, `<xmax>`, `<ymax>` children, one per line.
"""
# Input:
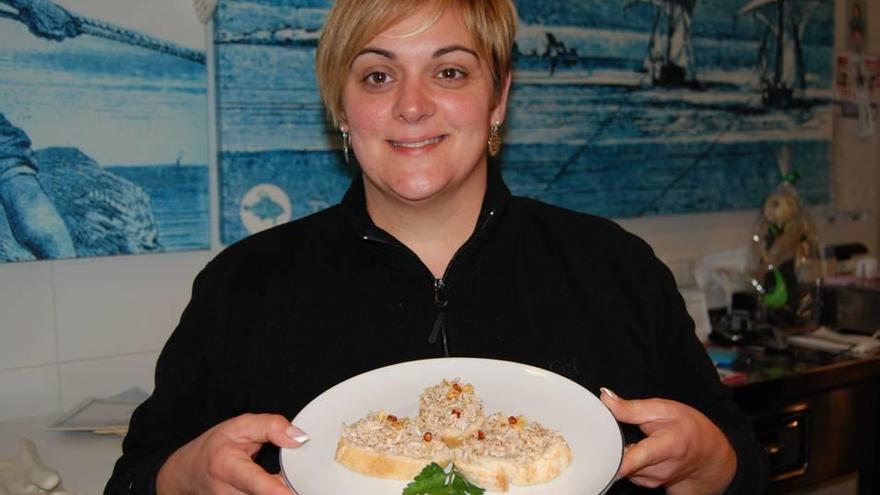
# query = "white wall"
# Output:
<box><xmin>1</xmin><ymin>0</ymin><xmax>878</xmax><ymax>421</ymax></box>
<box><xmin>0</xmin><ymin>250</ymin><xmax>214</xmax><ymax>421</ymax></box>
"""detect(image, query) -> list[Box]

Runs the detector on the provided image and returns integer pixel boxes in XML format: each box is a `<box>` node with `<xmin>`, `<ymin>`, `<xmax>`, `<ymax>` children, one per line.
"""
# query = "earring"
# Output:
<box><xmin>488</xmin><ymin>122</ymin><xmax>502</xmax><ymax>157</ymax></box>
<box><xmin>341</xmin><ymin>129</ymin><xmax>351</xmax><ymax>164</ymax></box>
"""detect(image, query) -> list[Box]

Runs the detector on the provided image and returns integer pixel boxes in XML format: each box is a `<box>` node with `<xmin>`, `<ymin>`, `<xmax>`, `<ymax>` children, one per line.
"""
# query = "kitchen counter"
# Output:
<box><xmin>0</xmin><ymin>415</ymin><xmax>122</xmax><ymax>495</ymax></box>
<box><xmin>728</xmin><ymin>349</ymin><xmax>880</xmax><ymax>494</ymax></box>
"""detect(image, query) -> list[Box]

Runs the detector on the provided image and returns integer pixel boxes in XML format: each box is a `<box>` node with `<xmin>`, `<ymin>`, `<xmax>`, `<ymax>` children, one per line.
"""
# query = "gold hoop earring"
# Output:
<box><xmin>341</xmin><ymin>129</ymin><xmax>351</xmax><ymax>164</ymax></box>
<box><xmin>488</xmin><ymin>122</ymin><xmax>501</xmax><ymax>157</ymax></box>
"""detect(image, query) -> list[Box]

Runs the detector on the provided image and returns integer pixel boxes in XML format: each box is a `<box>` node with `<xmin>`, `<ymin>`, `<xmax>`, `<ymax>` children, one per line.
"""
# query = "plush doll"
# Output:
<box><xmin>751</xmin><ymin>147</ymin><xmax>821</xmax><ymax>327</ymax></box>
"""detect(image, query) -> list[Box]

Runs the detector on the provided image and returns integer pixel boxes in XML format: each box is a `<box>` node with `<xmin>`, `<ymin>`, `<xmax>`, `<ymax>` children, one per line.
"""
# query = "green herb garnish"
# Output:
<box><xmin>402</xmin><ymin>463</ymin><xmax>485</xmax><ymax>495</ymax></box>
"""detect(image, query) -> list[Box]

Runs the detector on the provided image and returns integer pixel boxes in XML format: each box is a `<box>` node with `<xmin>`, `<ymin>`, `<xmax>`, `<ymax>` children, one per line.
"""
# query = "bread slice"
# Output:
<box><xmin>452</xmin><ymin>413</ymin><xmax>574</xmax><ymax>492</ymax></box>
<box><xmin>335</xmin><ymin>410</ymin><xmax>451</xmax><ymax>480</ymax></box>
<box><xmin>417</xmin><ymin>379</ymin><xmax>484</xmax><ymax>447</ymax></box>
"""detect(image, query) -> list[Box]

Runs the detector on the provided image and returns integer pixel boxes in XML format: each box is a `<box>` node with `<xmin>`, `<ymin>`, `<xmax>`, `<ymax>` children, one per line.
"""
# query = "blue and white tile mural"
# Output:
<box><xmin>0</xmin><ymin>0</ymin><xmax>210</xmax><ymax>262</ymax></box>
<box><xmin>215</xmin><ymin>0</ymin><xmax>833</xmax><ymax>245</ymax></box>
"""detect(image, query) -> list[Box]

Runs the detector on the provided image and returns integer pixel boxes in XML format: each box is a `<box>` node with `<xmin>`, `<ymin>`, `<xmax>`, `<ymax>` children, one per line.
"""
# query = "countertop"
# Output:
<box><xmin>726</xmin><ymin>346</ymin><xmax>880</xmax><ymax>400</ymax></box>
<box><xmin>0</xmin><ymin>415</ymin><xmax>122</xmax><ymax>495</ymax></box>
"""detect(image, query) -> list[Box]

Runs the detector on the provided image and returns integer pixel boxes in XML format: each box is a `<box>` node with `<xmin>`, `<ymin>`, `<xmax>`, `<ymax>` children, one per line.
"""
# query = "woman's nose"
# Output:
<box><xmin>393</xmin><ymin>78</ymin><xmax>435</xmax><ymax>124</ymax></box>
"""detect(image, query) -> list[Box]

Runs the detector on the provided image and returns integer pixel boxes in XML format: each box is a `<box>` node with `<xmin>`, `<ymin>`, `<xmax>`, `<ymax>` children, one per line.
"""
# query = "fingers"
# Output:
<box><xmin>617</xmin><ymin>434</ymin><xmax>669</xmax><ymax>479</ymax></box>
<box><xmin>227</xmin><ymin>414</ymin><xmax>309</xmax><ymax>449</ymax></box>
<box><xmin>275</xmin><ymin>423</ymin><xmax>310</xmax><ymax>449</ymax></box>
<box><xmin>618</xmin><ymin>430</ymin><xmax>695</xmax><ymax>490</ymax></box>
<box><xmin>159</xmin><ymin>413</ymin><xmax>305</xmax><ymax>495</ymax></box>
<box><xmin>218</xmin><ymin>415</ymin><xmax>303</xmax><ymax>494</ymax></box>
<box><xmin>274</xmin><ymin>473</ymin><xmax>298</xmax><ymax>495</ymax></box>
<box><xmin>225</xmin><ymin>454</ymin><xmax>293</xmax><ymax>495</ymax></box>
<box><xmin>601</xmin><ymin>390</ymin><xmax>738</xmax><ymax>493</ymax></box>
<box><xmin>600</xmin><ymin>388</ymin><xmax>670</xmax><ymax>427</ymax></box>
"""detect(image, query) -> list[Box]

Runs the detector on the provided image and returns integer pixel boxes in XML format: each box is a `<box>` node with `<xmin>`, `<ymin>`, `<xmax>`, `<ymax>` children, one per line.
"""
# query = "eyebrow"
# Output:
<box><xmin>434</xmin><ymin>45</ymin><xmax>479</xmax><ymax>59</ymax></box>
<box><xmin>352</xmin><ymin>45</ymin><xmax>479</xmax><ymax>63</ymax></box>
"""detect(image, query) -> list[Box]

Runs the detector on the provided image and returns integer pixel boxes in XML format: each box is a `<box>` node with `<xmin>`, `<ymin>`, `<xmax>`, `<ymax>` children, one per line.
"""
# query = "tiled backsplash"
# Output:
<box><xmin>0</xmin><ymin>250</ymin><xmax>213</xmax><ymax>421</ymax></box>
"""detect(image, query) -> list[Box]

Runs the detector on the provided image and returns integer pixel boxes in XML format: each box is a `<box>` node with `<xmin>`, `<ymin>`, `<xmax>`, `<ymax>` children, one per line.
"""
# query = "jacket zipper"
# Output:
<box><xmin>428</xmin><ymin>278</ymin><xmax>449</xmax><ymax>356</ymax></box>
<box><xmin>360</xmin><ymin>208</ymin><xmax>498</xmax><ymax>357</ymax></box>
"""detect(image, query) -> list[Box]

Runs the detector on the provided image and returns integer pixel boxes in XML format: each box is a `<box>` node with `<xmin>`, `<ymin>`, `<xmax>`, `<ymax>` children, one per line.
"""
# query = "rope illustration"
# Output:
<box><xmin>0</xmin><ymin>8</ymin><xmax>205</xmax><ymax>64</ymax></box>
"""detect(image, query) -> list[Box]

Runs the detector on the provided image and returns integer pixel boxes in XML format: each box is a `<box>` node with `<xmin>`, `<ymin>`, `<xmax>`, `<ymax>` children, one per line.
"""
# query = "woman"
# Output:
<box><xmin>106</xmin><ymin>1</ymin><xmax>767</xmax><ymax>493</ymax></box>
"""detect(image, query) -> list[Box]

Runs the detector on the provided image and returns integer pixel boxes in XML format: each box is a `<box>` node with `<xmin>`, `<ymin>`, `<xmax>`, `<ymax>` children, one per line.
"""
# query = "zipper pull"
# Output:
<box><xmin>428</xmin><ymin>279</ymin><xmax>449</xmax><ymax>356</ymax></box>
<box><xmin>428</xmin><ymin>312</ymin><xmax>445</xmax><ymax>344</ymax></box>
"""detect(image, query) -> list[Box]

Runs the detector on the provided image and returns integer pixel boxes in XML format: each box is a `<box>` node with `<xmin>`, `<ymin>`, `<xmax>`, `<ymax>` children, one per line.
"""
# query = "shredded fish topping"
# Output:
<box><xmin>456</xmin><ymin>413</ymin><xmax>565</xmax><ymax>463</ymax></box>
<box><xmin>417</xmin><ymin>379</ymin><xmax>483</xmax><ymax>436</ymax></box>
<box><xmin>341</xmin><ymin>411</ymin><xmax>447</xmax><ymax>458</ymax></box>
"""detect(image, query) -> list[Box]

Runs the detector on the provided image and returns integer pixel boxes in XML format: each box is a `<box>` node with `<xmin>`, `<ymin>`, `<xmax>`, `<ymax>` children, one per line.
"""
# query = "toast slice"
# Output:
<box><xmin>335</xmin><ymin>411</ymin><xmax>452</xmax><ymax>480</ymax></box>
<box><xmin>417</xmin><ymin>379</ymin><xmax>484</xmax><ymax>447</ymax></box>
<box><xmin>452</xmin><ymin>413</ymin><xmax>573</xmax><ymax>492</ymax></box>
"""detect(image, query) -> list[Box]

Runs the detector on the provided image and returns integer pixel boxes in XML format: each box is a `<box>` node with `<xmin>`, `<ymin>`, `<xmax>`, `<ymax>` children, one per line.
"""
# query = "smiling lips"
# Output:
<box><xmin>390</xmin><ymin>135</ymin><xmax>446</xmax><ymax>149</ymax></box>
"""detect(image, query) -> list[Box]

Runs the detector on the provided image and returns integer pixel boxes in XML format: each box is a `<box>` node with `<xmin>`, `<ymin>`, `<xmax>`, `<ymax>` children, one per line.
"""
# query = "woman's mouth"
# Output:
<box><xmin>389</xmin><ymin>135</ymin><xmax>446</xmax><ymax>149</ymax></box>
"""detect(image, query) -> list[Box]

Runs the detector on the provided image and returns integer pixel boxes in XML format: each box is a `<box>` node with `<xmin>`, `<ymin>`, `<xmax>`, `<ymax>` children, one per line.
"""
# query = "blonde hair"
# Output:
<box><xmin>315</xmin><ymin>0</ymin><xmax>518</xmax><ymax>127</ymax></box>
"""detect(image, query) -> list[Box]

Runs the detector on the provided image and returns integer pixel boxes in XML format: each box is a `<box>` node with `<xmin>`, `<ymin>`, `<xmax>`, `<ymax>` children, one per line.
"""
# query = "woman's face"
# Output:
<box><xmin>341</xmin><ymin>5</ymin><xmax>509</xmax><ymax>206</ymax></box>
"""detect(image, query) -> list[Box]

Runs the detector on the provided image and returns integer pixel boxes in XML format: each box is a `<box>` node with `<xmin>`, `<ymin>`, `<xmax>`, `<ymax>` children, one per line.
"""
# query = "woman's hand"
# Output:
<box><xmin>600</xmin><ymin>388</ymin><xmax>737</xmax><ymax>494</ymax></box>
<box><xmin>156</xmin><ymin>413</ymin><xmax>309</xmax><ymax>495</ymax></box>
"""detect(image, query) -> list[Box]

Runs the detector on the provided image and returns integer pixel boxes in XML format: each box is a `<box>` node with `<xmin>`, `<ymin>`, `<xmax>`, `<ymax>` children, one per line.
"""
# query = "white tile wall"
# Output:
<box><xmin>53</xmin><ymin>250</ymin><xmax>212</xmax><ymax>362</ymax></box>
<box><xmin>59</xmin><ymin>352</ymin><xmax>159</xmax><ymax>412</ymax></box>
<box><xmin>0</xmin><ymin>261</ymin><xmax>56</xmax><ymax>370</ymax></box>
<box><xmin>0</xmin><ymin>250</ymin><xmax>213</xmax><ymax>420</ymax></box>
<box><xmin>0</xmin><ymin>365</ymin><xmax>59</xmax><ymax>421</ymax></box>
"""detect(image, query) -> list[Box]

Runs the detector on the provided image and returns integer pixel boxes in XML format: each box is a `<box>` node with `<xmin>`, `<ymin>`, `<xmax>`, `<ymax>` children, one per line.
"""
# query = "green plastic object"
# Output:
<box><xmin>749</xmin><ymin>146</ymin><xmax>822</xmax><ymax>327</ymax></box>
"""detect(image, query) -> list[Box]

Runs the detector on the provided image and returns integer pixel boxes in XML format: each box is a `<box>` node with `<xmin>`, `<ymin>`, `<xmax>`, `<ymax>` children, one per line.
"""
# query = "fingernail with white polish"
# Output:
<box><xmin>600</xmin><ymin>387</ymin><xmax>619</xmax><ymax>400</ymax></box>
<box><xmin>287</xmin><ymin>426</ymin><xmax>310</xmax><ymax>444</ymax></box>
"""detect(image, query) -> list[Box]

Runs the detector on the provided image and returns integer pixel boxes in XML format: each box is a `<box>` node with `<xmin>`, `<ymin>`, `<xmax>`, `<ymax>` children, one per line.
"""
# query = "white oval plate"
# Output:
<box><xmin>280</xmin><ymin>358</ymin><xmax>623</xmax><ymax>494</ymax></box>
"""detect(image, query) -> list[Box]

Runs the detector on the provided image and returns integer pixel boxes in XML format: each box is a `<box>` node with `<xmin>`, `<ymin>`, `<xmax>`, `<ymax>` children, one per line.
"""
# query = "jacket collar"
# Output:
<box><xmin>340</xmin><ymin>162</ymin><xmax>511</xmax><ymax>240</ymax></box>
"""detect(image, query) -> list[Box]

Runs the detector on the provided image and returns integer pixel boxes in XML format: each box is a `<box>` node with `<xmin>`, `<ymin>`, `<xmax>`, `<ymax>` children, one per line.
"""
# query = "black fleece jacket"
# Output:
<box><xmin>106</xmin><ymin>166</ymin><xmax>767</xmax><ymax>494</ymax></box>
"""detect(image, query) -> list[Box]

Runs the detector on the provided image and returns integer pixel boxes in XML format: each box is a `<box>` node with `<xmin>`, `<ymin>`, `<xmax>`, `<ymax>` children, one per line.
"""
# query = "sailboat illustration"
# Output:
<box><xmin>630</xmin><ymin>0</ymin><xmax>698</xmax><ymax>87</ymax></box>
<box><xmin>542</xmin><ymin>32</ymin><xmax>579</xmax><ymax>76</ymax></box>
<box><xmin>737</xmin><ymin>0</ymin><xmax>826</xmax><ymax>107</ymax></box>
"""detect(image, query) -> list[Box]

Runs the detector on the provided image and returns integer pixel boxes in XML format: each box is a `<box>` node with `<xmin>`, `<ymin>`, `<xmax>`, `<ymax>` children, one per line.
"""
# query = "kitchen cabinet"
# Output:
<box><xmin>730</xmin><ymin>350</ymin><xmax>880</xmax><ymax>494</ymax></box>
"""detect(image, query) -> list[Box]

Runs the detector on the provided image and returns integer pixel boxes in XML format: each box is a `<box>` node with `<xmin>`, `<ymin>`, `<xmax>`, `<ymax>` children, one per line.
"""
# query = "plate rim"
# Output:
<box><xmin>280</xmin><ymin>357</ymin><xmax>624</xmax><ymax>494</ymax></box>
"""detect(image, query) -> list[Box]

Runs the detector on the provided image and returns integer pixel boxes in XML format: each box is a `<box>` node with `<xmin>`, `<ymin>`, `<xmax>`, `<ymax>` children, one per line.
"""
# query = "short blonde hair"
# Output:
<box><xmin>315</xmin><ymin>0</ymin><xmax>518</xmax><ymax>128</ymax></box>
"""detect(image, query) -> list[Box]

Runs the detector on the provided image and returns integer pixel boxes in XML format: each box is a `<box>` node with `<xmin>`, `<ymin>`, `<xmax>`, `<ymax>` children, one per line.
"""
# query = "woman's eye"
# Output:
<box><xmin>363</xmin><ymin>71</ymin><xmax>392</xmax><ymax>86</ymax></box>
<box><xmin>438</xmin><ymin>68</ymin><xmax>466</xmax><ymax>80</ymax></box>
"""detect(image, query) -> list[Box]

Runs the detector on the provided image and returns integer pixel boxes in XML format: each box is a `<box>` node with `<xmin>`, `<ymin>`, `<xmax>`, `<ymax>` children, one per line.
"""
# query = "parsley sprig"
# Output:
<box><xmin>402</xmin><ymin>463</ymin><xmax>485</xmax><ymax>495</ymax></box>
